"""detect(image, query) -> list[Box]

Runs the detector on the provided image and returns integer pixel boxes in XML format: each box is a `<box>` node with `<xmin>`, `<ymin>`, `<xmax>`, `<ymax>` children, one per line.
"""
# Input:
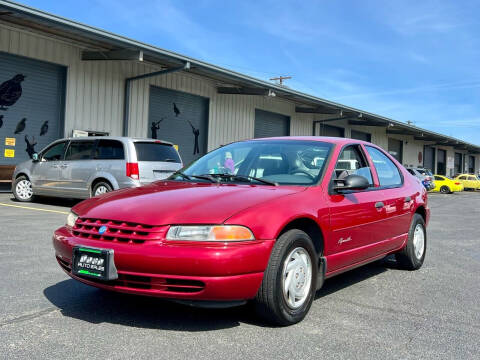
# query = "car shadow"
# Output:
<box><xmin>44</xmin><ymin>258</ymin><xmax>398</xmax><ymax>330</ymax></box>
<box><xmin>10</xmin><ymin>195</ymin><xmax>81</xmax><ymax>208</ymax></box>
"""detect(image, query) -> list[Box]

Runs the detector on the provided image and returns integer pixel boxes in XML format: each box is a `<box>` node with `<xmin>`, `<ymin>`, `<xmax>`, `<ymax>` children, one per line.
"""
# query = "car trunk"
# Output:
<box><xmin>134</xmin><ymin>142</ymin><xmax>183</xmax><ymax>183</ymax></box>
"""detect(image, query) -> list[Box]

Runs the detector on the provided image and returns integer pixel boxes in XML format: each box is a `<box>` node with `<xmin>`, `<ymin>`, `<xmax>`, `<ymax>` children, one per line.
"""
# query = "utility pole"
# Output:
<box><xmin>270</xmin><ymin>76</ymin><xmax>292</xmax><ymax>86</ymax></box>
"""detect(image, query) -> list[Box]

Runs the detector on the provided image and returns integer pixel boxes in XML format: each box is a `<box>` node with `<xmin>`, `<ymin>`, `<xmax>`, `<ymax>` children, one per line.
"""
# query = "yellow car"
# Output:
<box><xmin>432</xmin><ymin>175</ymin><xmax>464</xmax><ymax>193</ymax></box>
<box><xmin>454</xmin><ymin>174</ymin><xmax>480</xmax><ymax>191</ymax></box>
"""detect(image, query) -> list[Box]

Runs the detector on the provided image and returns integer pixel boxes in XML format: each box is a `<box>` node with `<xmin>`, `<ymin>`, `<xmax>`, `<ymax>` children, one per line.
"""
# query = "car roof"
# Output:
<box><xmin>246</xmin><ymin>136</ymin><xmax>372</xmax><ymax>146</ymax></box>
<box><xmin>52</xmin><ymin>136</ymin><xmax>174</xmax><ymax>146</ymax></box>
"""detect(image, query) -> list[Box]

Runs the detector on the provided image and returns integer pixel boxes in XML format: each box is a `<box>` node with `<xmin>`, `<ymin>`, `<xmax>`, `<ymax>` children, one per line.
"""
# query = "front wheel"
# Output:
<box><xmin>255</xmin><ymin>229</ymin><xmax>317</xmax><ymax>326</ymax></box>
<box><xmin>395</xmin><ymin>214</ymin><xmax>426</xmax><ymax>270</ymax></box>
<box><xmin>13</xmin><ymin>175</ymin><xmax>34</xmax><ymax>202</ymax></box>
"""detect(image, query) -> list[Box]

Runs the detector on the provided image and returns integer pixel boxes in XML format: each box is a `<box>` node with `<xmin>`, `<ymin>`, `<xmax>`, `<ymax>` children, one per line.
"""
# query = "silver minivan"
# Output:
<box><xmin>12</xmin><ymin>137</ymin><xmax>183</xmax><ymax>202</ymax></box>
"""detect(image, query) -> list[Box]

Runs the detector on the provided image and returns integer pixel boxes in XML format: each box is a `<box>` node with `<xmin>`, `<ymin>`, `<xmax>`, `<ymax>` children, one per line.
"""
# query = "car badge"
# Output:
<box><xmin>98</xmin><ymin>225</ymin><xmax>108</xmax><ymax>235</ymax></box>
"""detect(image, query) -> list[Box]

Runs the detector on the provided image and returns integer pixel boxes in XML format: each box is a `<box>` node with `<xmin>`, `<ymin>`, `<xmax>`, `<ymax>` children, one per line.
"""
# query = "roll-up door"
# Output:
<box><xmin>437</xmin><ymin>149</ymin><xmax>446</xmax><ymax>175</ymax></box>
<box><xmin>254</xmin><ymin>109</ymin><xmax>290</xmax><ymax>138</ymax></box>
<box><xmin>454</xmin><ymin>152</ymin><xmax>463</xmax><ymax>175</ymax></box>
<box><xmin>313</xmin><ymin>123</ymin><xmax>344</xmax><ymax>137</ymax></box>
<box><xmin>423</xmin><ymin>146</ymin><xmax>435</xmax><ymax>172</ymax></box>
<box><xmin>468</xmin><ymin>155</ymin><xmax>475</xmax><ymax>174</ymax></box>
<box><xmin>148</xmin><ymin>86</ymin><xmax>209</xmax><ymax>165</ymax></box>
<box><xmin>350</xmin><ymin>129</ymin><xmax>371</xmax><ymax>142</ymax></box>
<box><xmin>0</xmin><ymin>52</ymin><xmax>66</xmax><ymax>180</ymax></box>
<box><xmin>388</xmin><ymin>138</ymin><xmax>403</xmax><ymax>163</ymax></box>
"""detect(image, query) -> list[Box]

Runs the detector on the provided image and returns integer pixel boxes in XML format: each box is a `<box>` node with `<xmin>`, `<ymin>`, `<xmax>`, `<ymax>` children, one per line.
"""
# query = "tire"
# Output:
<box><xmin>92</xmin><ymin>181</ymin><xmax>113</xmax><ymax>197</ymax></box>
<box><xmin>395</xmin><ymin>214</ymin><xmax>426</xmax><ymax>270</ymax></box>
<box><xmin>440</xmin><ymin>185</ymin><xmax>450</xmax><ymax>194</ymax></box>
<box><xmin>255</xmin><ymin>229</ymin><xmax>318</xmax><ymax>326</ymax></box>
<box><xmin>13</xmin><ymin>175</ymin><xmax>34</xmax><ymax>202</ymax></box>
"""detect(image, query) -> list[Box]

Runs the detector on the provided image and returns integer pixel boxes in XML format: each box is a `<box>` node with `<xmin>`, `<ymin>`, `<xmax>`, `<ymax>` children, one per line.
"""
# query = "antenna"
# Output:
<box><xmin>270</xmin><ymin>76</ymin><xmax>292</xmax><ymax>86</ymax></box>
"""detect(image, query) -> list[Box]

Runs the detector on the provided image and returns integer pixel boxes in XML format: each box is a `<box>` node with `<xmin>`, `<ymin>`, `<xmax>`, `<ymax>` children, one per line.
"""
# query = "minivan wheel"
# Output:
<box><xmin>92</xmin><ymin>181</ymin><xmax>112</xmax><ymax>197</ymax></box>
<box><xmin>254</xmin><ymin>229</ymin><xmax>317</xmax><ymax>326</ymax></box>
<box><xmin>13</xmin><ymin>175</ymin><xmax>34</xmax><ymax>202</ymax></box>
<box><xmin>440</xmin><ymin>185</ymin><xmax>450</xmax><ymax>194</ymax></box>
<box><xmin>395</xmin><ymin>214</ymin><xmax>426</xmax><ymax>270</ymax></box>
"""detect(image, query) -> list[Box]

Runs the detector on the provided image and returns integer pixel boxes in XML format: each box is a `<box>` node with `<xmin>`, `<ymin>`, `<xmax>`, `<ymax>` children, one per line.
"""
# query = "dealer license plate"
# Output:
<box><xmin>72</xmin><ymin>246</ymin><xmax>118</xmax><ymax>281</ymax></box>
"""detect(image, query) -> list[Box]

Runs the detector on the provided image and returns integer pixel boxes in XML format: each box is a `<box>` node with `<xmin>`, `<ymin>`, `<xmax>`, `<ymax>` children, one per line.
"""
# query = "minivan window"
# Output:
<box><xmin>134</xmin><ymin>142</ymin><xmax>181</xmax><ymax>163</ymax></box>
<box><xmin>65</xmin><ymin>141</ymin><xmax>95</xmax><ymax>161</ymax></box>
<box><xmin>42</xmin><ymin>142</ymin><xmax>66</xmax><ymax>161</ymax></box>
<box><xmin>365</xmin><ymin>146</ymin><xmax>402</xmax><ymax>187</ymax></box>
<box><xmin>95</xmin><ymin>140</ymin><xmax>125</xmax><ymax>160</ymax></box>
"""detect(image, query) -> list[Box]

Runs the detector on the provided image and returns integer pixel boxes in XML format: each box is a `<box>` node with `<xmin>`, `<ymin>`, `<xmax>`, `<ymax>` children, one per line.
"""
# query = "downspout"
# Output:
<box><xmin>122</xmin><ymin>61</ymin><xmax>191</xmax><ymax>136</ymax></box>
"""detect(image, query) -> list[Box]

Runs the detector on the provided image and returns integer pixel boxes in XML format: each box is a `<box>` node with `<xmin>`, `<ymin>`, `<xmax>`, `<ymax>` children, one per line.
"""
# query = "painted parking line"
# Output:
<box><xmin>0</xmin><ymin>202</ymin><xmax>69</xmax><ymax>215</ymax></box>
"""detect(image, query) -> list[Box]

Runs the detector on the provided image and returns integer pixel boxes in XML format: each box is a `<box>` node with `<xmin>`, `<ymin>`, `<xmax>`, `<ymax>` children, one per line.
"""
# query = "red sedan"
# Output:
<box><xmin>53</xmin><ymin>137</ymin><xmax>429</xmax><ymax>325</ymax></box>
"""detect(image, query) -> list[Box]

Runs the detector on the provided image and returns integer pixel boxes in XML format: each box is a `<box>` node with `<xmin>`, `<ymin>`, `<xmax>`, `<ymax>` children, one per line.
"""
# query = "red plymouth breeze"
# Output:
<box><xmin>53</xmin><ymin>137</ymin><xmax>429</xmax><ymax>325</ymax></box>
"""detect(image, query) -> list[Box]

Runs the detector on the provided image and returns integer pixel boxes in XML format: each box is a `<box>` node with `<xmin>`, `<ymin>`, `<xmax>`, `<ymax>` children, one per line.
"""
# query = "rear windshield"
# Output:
<box><xmin>134</xmin><ymin>142</ymin><xmax>181</xmax><ymax>163</ymax></box>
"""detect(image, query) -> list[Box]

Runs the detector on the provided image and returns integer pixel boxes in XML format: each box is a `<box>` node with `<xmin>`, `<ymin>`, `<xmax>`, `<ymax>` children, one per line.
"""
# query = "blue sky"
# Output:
<box><xmin>21</xmin><ymin>0</ymin><xmax>480</xmax><ymax>144</ymax></box>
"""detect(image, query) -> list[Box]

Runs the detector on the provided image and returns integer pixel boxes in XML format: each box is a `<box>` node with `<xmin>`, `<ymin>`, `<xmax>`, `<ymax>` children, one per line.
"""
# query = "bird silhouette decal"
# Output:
<box><xmin>0</xmin><ymin>74</ymin><xmax>25</xmax><ymax>110</ymax></box>
<box><xmin>173</xmin><ymin>102</ymin><xmax>180</xmax><ymax>117</ymax></box>
<box><xmin>25</xmin><ymin>135</ymin><xmax>37</xmax><ymax>159</ymax></box>
<box><xmin>0</xmin><ymin>115</ymin><xmax>3</xmax><ymax>129</ymax></box>
<box><xmin>40</xmin><ymin>121</ymin><xmax>49</xmax><ymax>136</ymax></box>
<box><xmin>14</xmin><ymin>118</ymin><xmax>26</xmax><ymax>134</ymax></box>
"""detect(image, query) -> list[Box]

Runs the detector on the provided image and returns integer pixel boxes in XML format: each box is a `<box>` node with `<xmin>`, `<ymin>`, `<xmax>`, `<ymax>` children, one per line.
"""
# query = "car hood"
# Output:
<box><xmin>72</xmin><ymin>181</ymin><xmax>306</xmax><ymax>225</ymax></box>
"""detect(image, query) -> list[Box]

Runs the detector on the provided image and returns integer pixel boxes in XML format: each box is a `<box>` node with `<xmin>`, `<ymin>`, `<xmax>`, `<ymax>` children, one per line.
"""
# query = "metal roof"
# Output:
<box><xmin>0</xmin><ymin>0</ymin><xmax>478</xmax><ymax>153</ymax></box>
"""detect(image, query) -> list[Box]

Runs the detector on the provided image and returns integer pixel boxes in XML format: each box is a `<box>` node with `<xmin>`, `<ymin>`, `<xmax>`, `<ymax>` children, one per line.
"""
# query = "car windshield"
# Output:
<box><xmin>171</xmin><ymin>140</ymin><xmax>333</xmax><ymax>185</ymax></box>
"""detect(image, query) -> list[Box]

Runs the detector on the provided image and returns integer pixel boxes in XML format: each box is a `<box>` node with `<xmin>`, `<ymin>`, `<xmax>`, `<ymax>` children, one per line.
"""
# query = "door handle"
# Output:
<box><xmin>404</xmin><ymin>196</ymin><xmax>411</xmax><ymax>203</ymax></box>
<box><xmin>375</xmin><ymin>201</ymin><xmax>384</xmax><ymax>209</ymax></box>
<box><xmin>60</xmin><ymin>164</ymin><xmax>68</xmax><ymax>168</ymax></box>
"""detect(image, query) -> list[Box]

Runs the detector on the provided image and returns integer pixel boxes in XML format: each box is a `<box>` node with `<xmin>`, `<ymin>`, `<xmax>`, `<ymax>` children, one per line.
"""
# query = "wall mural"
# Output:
<box><xmin>150</xmin><ymin>117</ymin><xmax>164</xmax><ymax>140</ymax></box>
<box><xmin>40</xmin><ymin>120</ymin><xmax>49</xmax><ymax>136</ymax></box>
<box><xmin>14</xmin><ymin>118</ymin><xmax>26</xmax><ymax>134</ymax></box>
<box><xmin>173</xmin><ymin>102</ymin><xmax>180</xmax><ymax>117</ymax></box>
<box><xmin>0</xmin><ymin>74</ymin><xmax>25</xmax><ymax>111</ymax></box>
<box><xmin>25</xmin><ymin>135</ymin><xmax>37</xmax><ymax>159</ymax></box>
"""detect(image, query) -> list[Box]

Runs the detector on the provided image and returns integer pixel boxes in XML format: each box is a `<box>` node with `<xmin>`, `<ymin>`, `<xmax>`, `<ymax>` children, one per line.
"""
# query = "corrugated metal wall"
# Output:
<box><xmin>1</xmin><ymin>22</ymin><xmax>478</xmax><ymax>174</ymax></box>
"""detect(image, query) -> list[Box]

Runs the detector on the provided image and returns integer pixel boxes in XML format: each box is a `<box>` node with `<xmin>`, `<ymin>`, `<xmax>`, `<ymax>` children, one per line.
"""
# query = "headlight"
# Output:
<box><xmin>66</xmin><ymin>211</ymin><xmax>78</xmax><ymax>228</ymax></box>
<box><xmin>166</xmin><ymin>225</ymin><xmax>255</xmax><ymax>242</ymax></box>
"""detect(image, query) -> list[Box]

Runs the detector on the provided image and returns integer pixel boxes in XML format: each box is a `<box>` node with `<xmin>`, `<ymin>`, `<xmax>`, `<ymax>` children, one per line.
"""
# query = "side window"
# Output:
<box><xmin>95</xmin><ymin>140</ymin><xmax>125</xmax><ymax>160</ymax></box>
<box><xmin>65</xmin><ymin>141</ymin><xmax>95</xmax><ymax>161</ymax></box>
<box><xmin>42</xmin><ymin>142</ymin><xmax>66</xmax><ymax>161</ymax></box>
<box><xmin>407</xmin><ymin>169</ymin><xmax>416</xmax><ymax>175</ymax></box>
<box><xmin>334</xmin><ymin>145</ymin><xmax>373</xmax><ymax>185</ymax></box>
<box><xmin>468</xmin><ymin>176</ymin><xmax>476</xmax><ymax>181</ymax></box>
<box><xmin>434</xmin><ymin>175</ymin><xmax>442</xmax><ymax>181</ymax></box>
<box><xmin>459</xmin><ymin>176</ymin><xmax>466</xmax><ymax>180</ymax></box>
<box><xmin>365</xmin><ymin>146</ymin><xmax>402</xmax><ymax>187</ymax></box>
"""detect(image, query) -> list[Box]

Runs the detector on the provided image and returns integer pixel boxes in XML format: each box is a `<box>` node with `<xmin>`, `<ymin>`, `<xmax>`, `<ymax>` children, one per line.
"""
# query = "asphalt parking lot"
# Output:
<box><xmin>0</xmin><ymin>191</ymin><xmax>479</xmax><ymax>360</ymax></box>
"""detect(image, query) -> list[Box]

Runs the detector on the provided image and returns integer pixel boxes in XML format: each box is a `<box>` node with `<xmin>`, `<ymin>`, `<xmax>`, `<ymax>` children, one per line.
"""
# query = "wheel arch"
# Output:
<box><xmin>415</xmin><ymin>205</ymin><xmax>427</xmax><ymax>223</ymax></box>
<box><xmin>90</xmin><ymin>177</ymin><xmax>114</xmax><ymax>196</ymax></box>
<box><xmin>278</xmin><ymin>217</ymin><xmax>325</xmax><ymax>258</ymax></box>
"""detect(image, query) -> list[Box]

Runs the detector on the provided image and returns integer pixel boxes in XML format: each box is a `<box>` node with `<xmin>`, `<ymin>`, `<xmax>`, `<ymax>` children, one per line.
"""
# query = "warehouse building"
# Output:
<box><xmin>0</xmin><ymin>0</ymin><xmax>479</xmax><ymax>183</ymax></box>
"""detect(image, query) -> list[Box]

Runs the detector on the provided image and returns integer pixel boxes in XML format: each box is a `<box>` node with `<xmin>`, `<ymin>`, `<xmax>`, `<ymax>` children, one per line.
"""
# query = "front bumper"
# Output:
<box><xmin>53</xmin><ymin>226</ymin><xmax>274</xmax><ymax>301</ymax></box>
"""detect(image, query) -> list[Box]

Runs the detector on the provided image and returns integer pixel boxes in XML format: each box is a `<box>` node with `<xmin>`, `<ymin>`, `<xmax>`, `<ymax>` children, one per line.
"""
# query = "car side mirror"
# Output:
<box><xmin>333</xmin><ymin>174</ymin><xmax>370</xmax><ymax>192</ymax></box>
<box><xmin>32</xmin><ymin>153</ymin><xmax>39</xmax><ymax>162</ymax></box>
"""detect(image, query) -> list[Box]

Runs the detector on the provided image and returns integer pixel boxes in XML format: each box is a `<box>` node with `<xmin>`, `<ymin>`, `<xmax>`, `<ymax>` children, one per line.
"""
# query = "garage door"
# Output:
<box><xmin>468</xmin><ymin>155</ymin><xmax>475</xmax><ymax>173</ymax></box>
<box><xmin>313</xmin><ymin>123</ymin><xmax>344</xmax><ymax>137</ymax></box>
<box><xmin>454</xmin><ymin>152</ymin><xmax>463</xmax><ymax>175</ymax></box>
<box><xmin>254</xmin><ymin>109</ymin><xmax>290</xmax><ymax>138</ymax></box>
<box><xmin>437</xmin><ymin>149</ymin><xmax>446</xmax><ymax>175</ymax></box>
<box><xmin>148</xmin><ymin>86</ymin><xmax>209</xmax><ymax>165</ymax></box>
<box><xmin>388</xmin><ymin>138</ymin><xmax>403</xmax><ymax>163</ymax></box>
<box><xmin>0</xmin><ymin>52</ymin><xmax>66</xmax><ymax>178</ymax></box>
<box><xmin>424</xmin><ymin>146</ymin><xmax>435</xmax><ymax>172</ymax></box>
<box><xmin>350</xmin><ymin>129</ymin><xmax>371</xmax><ymax>142</ymax></box>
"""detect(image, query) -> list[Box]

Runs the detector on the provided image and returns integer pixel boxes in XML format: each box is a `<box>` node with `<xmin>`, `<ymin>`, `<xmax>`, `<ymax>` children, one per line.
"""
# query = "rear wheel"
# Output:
<box><xmin>395</xmin><ymin>214</ymin><xmax>426</xmax><ymax>270</ymax></box>
<box><xmin>13</xmin><ymin>175</ymin><xmax>34</xmax><ymax>202</ymax></box>
<box><xmin>92</xmin><ymin>181</ymin><xmax>112</xmax><ymax>197</ymax></box>
<box><xmin>255</xmin><ymin>229</ymin><xmax>317</xmax><ymax>326</ymax></box>
<box><xmin>440</xmin><ymin>185</ymin><xmax>450</xmax><ymax>194</ymax></box>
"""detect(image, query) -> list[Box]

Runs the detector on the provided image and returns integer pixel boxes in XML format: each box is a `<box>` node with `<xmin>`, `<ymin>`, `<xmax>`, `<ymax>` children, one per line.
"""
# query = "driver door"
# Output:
<box><xmin>31</xmin><ymin>141</ymin><xmax>67</xmax><ymax>195</ymax></box>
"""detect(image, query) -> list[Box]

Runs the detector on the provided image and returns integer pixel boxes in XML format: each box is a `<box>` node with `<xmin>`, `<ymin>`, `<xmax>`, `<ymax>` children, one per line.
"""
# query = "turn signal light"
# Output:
<box><xmin>126</xmin><ymin>162</ymin><xmax>139</xmax><ymax>180</ymax></box>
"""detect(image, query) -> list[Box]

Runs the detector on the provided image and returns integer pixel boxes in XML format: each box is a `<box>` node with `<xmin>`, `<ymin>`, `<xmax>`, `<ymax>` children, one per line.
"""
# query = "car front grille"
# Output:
<box><xmin>72</xmin><ymin>218</ymin><xmax>168</xmax><ymax>244</ymax></box>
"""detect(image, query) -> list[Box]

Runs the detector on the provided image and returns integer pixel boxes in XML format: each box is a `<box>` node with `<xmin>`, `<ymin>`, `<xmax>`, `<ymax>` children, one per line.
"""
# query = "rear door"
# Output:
<box><xmin>31</xmin><ymin>141</ymin><xmax>67</xmax><ymax>194</ymax></box>
<box><xmin>58</xmin><ymin>140</ymin><xmax>96</xmax><ymax>197</ymax></box>
<box><xmin>133</xmin><ymin>141</ymin><xmax>183</xmax><ymax>183</ymax></box>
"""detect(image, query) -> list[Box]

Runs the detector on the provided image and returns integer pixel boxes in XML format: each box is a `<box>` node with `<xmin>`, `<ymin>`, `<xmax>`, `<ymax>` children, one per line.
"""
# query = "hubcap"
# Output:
<box><xmin>94</xmin><ymin>186</ymin><xmax>109</xmax><ymax>196</ymax></box>
<box><xmin>15</xmin><ymin>179</ymin><xmax>33</xmax><ymax>200</ymax></box>
<box><xmin>282</xmin><ymin>247</ymin><xmax>312</xmax><ymax>309</ymax></box>
<box><xmin>413</xmin><ymin>224</ymin><xmax>425</xmax><ymax>260</ymax></box>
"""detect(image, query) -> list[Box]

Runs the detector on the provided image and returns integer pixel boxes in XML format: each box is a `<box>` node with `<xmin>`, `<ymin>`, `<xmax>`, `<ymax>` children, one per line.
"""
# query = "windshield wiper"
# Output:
<box><xmin>210</xmin><ymin>173</ymin><xmax>278</xmax><ymax>186</ymax></box>
<box><xmin>172</xmin><ymin>171</ymin><xmax>218</xmax><ymax>183</ymax></box>
<box><xmin>171</xmin><ymin>171</ymin><xmax>192</xmax><ymax>180</ymax></box>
